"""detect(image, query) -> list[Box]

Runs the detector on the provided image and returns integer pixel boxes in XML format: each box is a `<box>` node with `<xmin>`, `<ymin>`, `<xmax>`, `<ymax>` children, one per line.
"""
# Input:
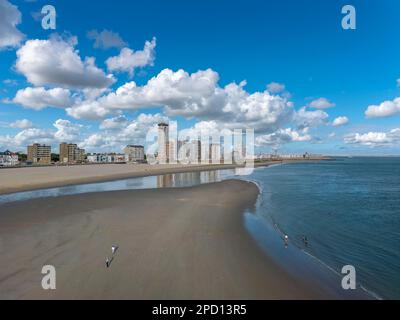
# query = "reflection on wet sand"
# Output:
<box><xmin>157</xmin><ymin>171</ymin><xmax>221</xmax><ymax>188</ymax></box>
<box><xmin>0</xmin><ymin>169</ymin><xmax>234</xmax><ymax>205</ymax></box>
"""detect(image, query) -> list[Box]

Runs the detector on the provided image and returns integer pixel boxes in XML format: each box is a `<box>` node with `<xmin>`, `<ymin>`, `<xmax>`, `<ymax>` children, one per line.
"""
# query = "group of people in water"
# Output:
<box><xmin>283</xmin><ymin>234</ymin><xmax>309</xmax><ymax>248</ymax></box>
<box><xmin>274</xmin><ymin>223</ymin><xmax>309</xmax><ymax>249</ymax></box>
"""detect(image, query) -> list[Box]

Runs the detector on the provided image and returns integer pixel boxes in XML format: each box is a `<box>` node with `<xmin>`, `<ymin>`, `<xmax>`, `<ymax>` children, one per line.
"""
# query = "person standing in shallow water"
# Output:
<box><xmin>302</xmin><ymin>236</ymin><xmax>309</xmax><ymax>247</ymax></box>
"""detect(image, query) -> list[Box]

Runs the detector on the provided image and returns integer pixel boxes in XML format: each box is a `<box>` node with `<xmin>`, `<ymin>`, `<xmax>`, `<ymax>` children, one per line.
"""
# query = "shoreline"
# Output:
<box><xmin>0</xmin><ymin>159</ymin><xmax>326</xmax><ymax>196</ymax></box>
<box><xmin>0</xmin><ymin>180</ymin><xmax>327</xmax><ymax>299</ymax></box>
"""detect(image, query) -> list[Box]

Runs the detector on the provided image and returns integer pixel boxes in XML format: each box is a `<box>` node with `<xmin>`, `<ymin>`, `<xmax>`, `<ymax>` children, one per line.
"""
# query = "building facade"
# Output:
<box><xmin>0</xmin><ymin>151</ymin><xmax>19</xmax><ymax>167</ymax></box>
<box><xmin>167</xmin><ymin>140</ymin><xmax>177</xmax><ymax>163</ymax></box>
<box><xmin>27</xmin><ymin>144</ymin><xmax>51</xmax><ymax>165</ymax></box>
<box><xmin>59</xmin><ymin>143</ymin><xmax>69</xmax><ymax>163</ymax></box>
<box><xmin>157</xmin><ymin>123</ymin><xmax>169</xmax><ymax>164</ymax></box>
<box><xmin>124</xmin><ymin>145</ymin><xmax>145</xmax><ymax>163</ymax></box>
<box><xmin>209</xmin><ymin>143</ymin><xmax>221</xmax><ymax>163</ymax></box>
<box><xmin>191</xmin><ymin>140</ymin><xmax>202</xmax><ymax>163</ymax></box>
<box><xmin>59</xmin><ymin>143</ymin><xmax>86</xmax><ymax>164</ymax></box>
<box><xmin>74</xmin><ymin>148</ymin><xmax>86</xmax><ymax>163</ymax></box>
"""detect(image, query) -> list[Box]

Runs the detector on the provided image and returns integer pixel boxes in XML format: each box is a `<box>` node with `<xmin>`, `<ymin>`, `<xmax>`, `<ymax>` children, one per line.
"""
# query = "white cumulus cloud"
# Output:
<box><xmin>13</xmin><ymin>128</ymin><xmax>54</xmax><ymax>147</ymax></box>
<box><xmin>87</xmin><ymin>29</ymin><xmax>127</xmax><ymax>49</ymax></box>
<box><xmin>53</xmin><ymin>119</ymin><xmax>82</xmax><ymax>142</ymax></box>
<box><xmin>99</xmin><ymin>115</ymin><xmax>129</xmax><ymax>130</ymax></box>
<box><xmin>332</xmin><ymin>116</ymin><xmax>349</xmax><ymax>127</ymax></box>
<box><xmin>266</xmin><ymin>82</ymin><xmax>285</xmax><ymax>94</ymax></box>
<box><xmin>365</xmin><ymin>98</ymin><xmax>400</xmax><ymax>118</ymax></box>
<box><xmin>308</xmin><ymin>97</ymin><xmax>335</xmax><ymax>109</ymax></box>
<box><xmin>256</xmin><ymin>128</ymin><xmax>312</xmax><ymax>147</ymax></box>
<box><xmin>16</xmin><ymin>36</ymin><xmax>115</xmax><ymax>89</ymax></box>
<box><xmin>106</xmin><ymin>37</ymin><xmax>156</xmax><ymax>77</ymax></box>
<box><xmin>66</xmin><ymin>100</ymin><xmax>113</xmax><ymax>120</ymax></box>
<box><xmin>67</xmin><ymin>68</ymin><xmax>294</xmax><ymax>134</ymax></box>
<box><xmin>0</xmin><ymin>0</ymin><xmax>25</xmax><ymax>50</ymax></box>
<box><xmin>344</xmin><ymin>128</ymin><xmax>400</xmax><ymax>147</ymax></box>
<box><xmin>9</xmin><ymin>119</ymin><xmax>33</xmax><ymax>129</ymax></box>
<box><xmin>11</xmin><ymin>87</ymin><xmax>72</xmax><ymax>110</ymax></box>
<box><xmin>294</xmin><ymin>107</ymin><xmax>329</xmax><ymax>129</ymax></box>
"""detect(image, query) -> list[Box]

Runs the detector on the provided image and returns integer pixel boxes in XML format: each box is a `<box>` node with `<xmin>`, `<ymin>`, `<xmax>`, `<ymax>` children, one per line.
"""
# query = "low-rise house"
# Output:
<box><xmin>87</xmin><ymin>153</ymin><xmax>125</xmax><ymax>163</ymax></box>
<box><xmin>0</xmin><ymin>150</ymin><xmax>19</xmax><ymax>167</ymax></box>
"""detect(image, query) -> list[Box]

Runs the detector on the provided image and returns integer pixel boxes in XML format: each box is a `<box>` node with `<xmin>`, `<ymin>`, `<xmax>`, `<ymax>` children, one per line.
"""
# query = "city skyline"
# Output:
<box><xmin>15</xmin><ymin>123</ymin><xmax>246</xmax><ymax>166</ymax></box>
<box><xmin>1</xmin><ymin>0</ymin><xmax>400</xmax><ymax>156</ymax></box>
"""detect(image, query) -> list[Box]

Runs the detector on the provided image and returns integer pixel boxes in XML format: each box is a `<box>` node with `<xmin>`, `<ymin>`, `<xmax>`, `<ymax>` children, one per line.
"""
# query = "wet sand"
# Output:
<box><xmin>0</xmin><ymin>180</ymin><xmax>326</xmax><ymax>299</ymax></box>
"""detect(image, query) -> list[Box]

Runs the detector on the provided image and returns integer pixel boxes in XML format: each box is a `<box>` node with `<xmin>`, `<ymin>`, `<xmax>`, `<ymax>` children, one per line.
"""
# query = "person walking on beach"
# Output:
<box><xmin>284</xmin><ymin>235</ymin><xmax>289</xmax><ymax>247</ymax></box>
<box><xmin>106</xmin><ymin>245</ymin><xmax>119</xmax><ymax>268</ymax></box>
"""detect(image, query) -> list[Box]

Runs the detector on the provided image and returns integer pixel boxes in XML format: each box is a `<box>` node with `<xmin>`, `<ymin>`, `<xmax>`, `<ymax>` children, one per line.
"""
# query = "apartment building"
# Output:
<box><xmin>209</xmin><ymin>143</ymin><xmax>221</xmax><ymax>163</ymax></box>
<box><xmin>59</xmin><ymin>143</ymin><xmax>86</xmax><ymax>164</ymax></box>
<box><xmin>27</xmin><ymin>144</ymin><xmax>51</xmax><ymax>165</ymax></box>
<box><xmin>157</xmin><ymin>123</ymin><xmax>169</xmax><ymax>163</ymax></box>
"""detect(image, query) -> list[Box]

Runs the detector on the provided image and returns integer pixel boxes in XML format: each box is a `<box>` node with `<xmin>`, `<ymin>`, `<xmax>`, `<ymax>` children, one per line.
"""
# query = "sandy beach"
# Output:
<box><xmin>0</xmin><ymin>179</ymin><xmax>325</xmax><ymax>299</ymax></box>
<box><xmin>0</xmin><ymin>163</ymin><xmax>259</xmax><ymax>195</ymax></box>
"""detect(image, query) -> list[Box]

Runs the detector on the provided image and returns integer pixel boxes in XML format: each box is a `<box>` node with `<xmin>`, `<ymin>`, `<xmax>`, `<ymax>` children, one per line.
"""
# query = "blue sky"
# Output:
<box><xmin>1</xmin><ymin>0</ymin><xmax>400</xmax><ymax>155</ymax></box>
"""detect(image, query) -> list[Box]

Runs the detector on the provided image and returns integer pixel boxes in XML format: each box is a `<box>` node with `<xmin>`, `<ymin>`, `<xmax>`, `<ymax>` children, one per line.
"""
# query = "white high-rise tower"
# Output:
<box><xmin>157</xmin><ymin>123</ymin><xmax>169</xmax><ymax>164</ymax></box>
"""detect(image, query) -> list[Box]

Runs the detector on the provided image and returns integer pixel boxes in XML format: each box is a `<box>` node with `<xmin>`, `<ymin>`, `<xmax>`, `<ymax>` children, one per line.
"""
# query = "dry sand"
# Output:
<box><xmin>0</xmin><ymin>180</ymin><xmax>325</xmax><ymax>299</ymax></box>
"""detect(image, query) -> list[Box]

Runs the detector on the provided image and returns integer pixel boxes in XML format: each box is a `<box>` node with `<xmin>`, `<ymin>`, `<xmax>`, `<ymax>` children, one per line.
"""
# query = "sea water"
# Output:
<box><xmin>244</xmin><ymin>157</ymin><xmax>400</xmax><ymax>299</ymax></box>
